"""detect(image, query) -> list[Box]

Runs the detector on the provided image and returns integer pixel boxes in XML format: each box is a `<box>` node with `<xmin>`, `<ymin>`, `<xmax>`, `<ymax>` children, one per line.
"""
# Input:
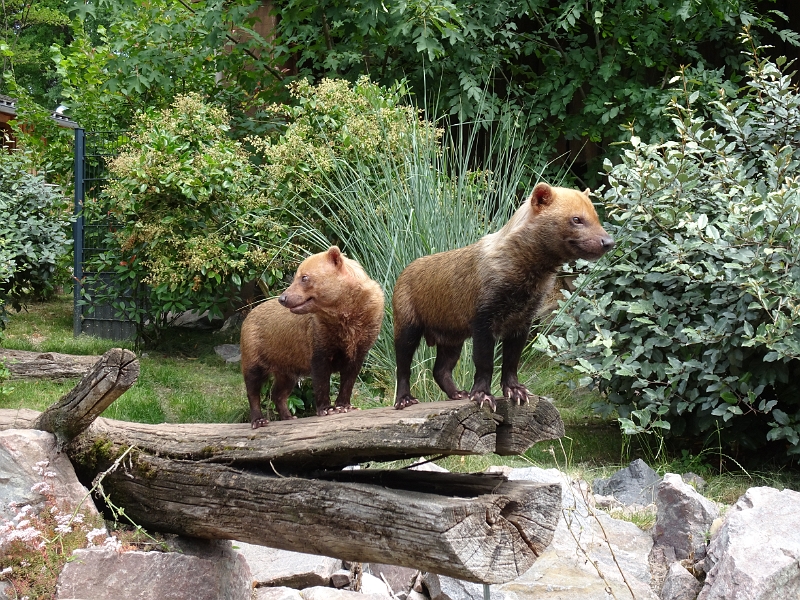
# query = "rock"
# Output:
<box><xmin>592</xmin><ymin>458</ymin><xmax>661</xmax><ymax>505</ymax></box>
<box><xmin>0</xmin><ymin>581</ymin><xmax>10</xmax><ymax>600</ymax></box>
<box><xmin>234</xmin><ymin>542</ymin><xmax>341</xmax><ymax>589</ymax></box>
<box><xmin>300</xmin><ymin>586</ymin><xmax>391</xmax><ymax>600</ymax></box>
<box><xmin>55</xmin><ymin>540</ymin><xmax>251</xmax><ymax>600</ymax></box>
<box><xmin>698</xmin><ymin>486</ymin><xmax>800</xmax><ymax>600</ymax></box>
<box><xmin>331</xmin><ymin>570</ymin><xmax>352</xmax><ymax>589</ymax></box>
<box><xmin>653</xmin><ymin>473</ymin><xmax>719</xmax><ymax>560</ymax></box>
<box><xmin>422</xmin><ymin>573</ymin><xmax>490</xmax><ymax>600</ymax></box>
<box><xmin>0</xmin><ymin>429</ymin><xmax>98</xmax><ymax>522</ymax></box>
<box><xmin>497</xmin><ymin>466</ymin><xmax>658</xmax><ymax>600</ymax></box>
<box><xmin>681</xmin><ymin>472</ymin><xmax>706</xmax><ymax>493</ymax></box>
<box><xmin>171</xmin><ymin>309</ymin><xmax>222</xmax><ymax>329</ymax></box>
<box><xmin>366</xmin><ymin>564</ymin><xmax>419</xmax><ymax>595</ymax></box>
<box><xmin>409</xmin><ymin>459</ymin><xmax>449</xmax><ymax>473</ymax></box>
<box><xmin>220</xmin><ymin>312</ymin><xmax>245</xmax><ymax>333</ymax></box>
<box><xmin>361</xmin><ymin>573</ymin><xmax>392</xmax><ymax>597</ymax></box>
<box><xmin>255</xmin><ymin>587</ymin><xmax>305</xmax><ymax>600</ymax></box>
<box><xmin>214</xmin><ymin>344</ymin><xmax>241</xmax><ymax>364</ymax></box>
<box><xmin>660</xmin><ymin>563</ymin><xmax>701</xmax><ymax>600</ymax></box>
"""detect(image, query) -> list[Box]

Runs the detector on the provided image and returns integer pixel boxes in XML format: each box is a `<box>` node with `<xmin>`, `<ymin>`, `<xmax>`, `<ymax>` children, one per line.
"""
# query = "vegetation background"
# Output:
<box><xmin>1</xmin><ymin>0</ymin><xmax>800</xmax><ymax>469</ymax></box>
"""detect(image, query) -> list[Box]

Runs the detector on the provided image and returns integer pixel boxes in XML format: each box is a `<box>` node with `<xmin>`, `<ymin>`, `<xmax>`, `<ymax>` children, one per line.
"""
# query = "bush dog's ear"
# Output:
<box><xmin>530</xmin><ymin>182</ymin><xmax>554</xmax><ymax>213</ymax></box>
<box><xmin>327</xmin><ymin>246</ymin><xmax>344</xmax><ymax>269</ymax></box>
<box><xmin>584</xmin><ymin>188</ymin><xmax>591</xmax><ymax>196</ymax></box>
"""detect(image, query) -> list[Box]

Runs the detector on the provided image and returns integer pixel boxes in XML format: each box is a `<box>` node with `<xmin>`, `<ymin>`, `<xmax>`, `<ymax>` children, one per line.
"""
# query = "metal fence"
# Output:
<box><xmin>72</xmin><ymin>128</ymin><xmax>139</xmax><ymax>340</ymax></box>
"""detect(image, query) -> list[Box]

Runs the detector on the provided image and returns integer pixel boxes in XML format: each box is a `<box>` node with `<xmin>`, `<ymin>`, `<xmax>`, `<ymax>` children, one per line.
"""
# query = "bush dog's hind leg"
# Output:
<box><xmin>244</xmin><ymin>364</ymin><xmax>270</xmax><ymax>429</ymax></box>
<box><xmin>432</xmin><ymin>343</ymin><xmax>468</xmax><ymax>400</ymax></box>
<box><xmin>270</xmin><ymin>373</ymin><xmax>297</xmax><ymax>421</ymax></box>
<box><xmin>394</xmin><ymin>322</ymin><xmax>423</xmax><ymax>409</ymax></box>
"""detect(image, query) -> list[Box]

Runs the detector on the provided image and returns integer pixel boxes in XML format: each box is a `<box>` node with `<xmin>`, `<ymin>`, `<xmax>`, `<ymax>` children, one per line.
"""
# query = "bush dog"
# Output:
<box><xmin>392</xmin><ymin>182</ymin><xmax>614</xmax><ymax>411</ymax></box>
<box><xmin>241</xmin><ymin>246</ymin><xmax>384</xmax><ymax>428</ymax></box>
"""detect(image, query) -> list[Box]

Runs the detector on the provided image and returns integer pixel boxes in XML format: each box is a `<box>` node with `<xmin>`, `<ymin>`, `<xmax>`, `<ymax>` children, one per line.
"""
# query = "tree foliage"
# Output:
<box><xmin>537</xmin><ymin>40</ymin><xmax>800</xmax><ymax>459</ymax></box>
<box><xmin>270</xmin><ymin>0</ymin><xmax>798</xmax><ymax>183</ymax></box>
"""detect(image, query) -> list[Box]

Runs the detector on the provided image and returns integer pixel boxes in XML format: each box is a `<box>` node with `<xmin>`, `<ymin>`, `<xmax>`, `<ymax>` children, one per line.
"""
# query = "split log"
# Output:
<box><xmin>59</xmin><ymin>396</ymin><xmax>562</xmax><ymax>472</ymax></box>
<box><xmin>0</xmin><ymin>348</ymin><xmax>101</xmax><ymax>380</ymax></box>
<box><xmin>94</xmin><ymin>456</ymin><xmax>561</xmax><ymax>583</ymax></box>
<box><xmin>33</xmin><ymin>348</ymin><xmax>139</xmax><ymax>449</ymax></box>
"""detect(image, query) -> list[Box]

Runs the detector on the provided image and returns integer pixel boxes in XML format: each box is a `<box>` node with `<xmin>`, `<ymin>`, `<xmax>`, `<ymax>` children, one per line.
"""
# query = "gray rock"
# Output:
<box><xmin>681</xmin><ymin>473</ymin><xmax>706</xmax><ymax>493</ymax></box>
<box><xmin>498</xmin><ymin>466</ymin><xmax>658</xmax><ymax>600</ymax></box>
<box><xmin>255</xmin><ymin>587</ymin><xmax>305</xmax><ymax>600</ymax></box>
<box><xmin>300</xmin><ymin>586</ymin><xmax>391</xmax><ymax>600</ymax></box>
<box><xmin>698</xmin><ymin>486</ymin><xmax>800</xmax><ymax>600</ymax></box>
<box><xmin>366</xmin><ymin>564</ymin><xmax>419</xmax><ymax>595</ymax></box>
<box><xmin>234</xmin><ymin>542</ymin><xmax>341</xmax><ymax>588</ymax></box>
<box><xmin>0</xmin><ymin>581</ymin><xmax>11</xmax><ymax>600</ymax></box>
<box><xmin>422</xmin><ymin>573</ymin><xmax>491</xmax><ymax>600</ymax></box>
<box><xmin>592</xmin><ymin>458</ymin><xmax>661</xmax><ymax>505</ymax></box>
<box><xmin>406</xmin><ymin>591</ymin><xmax>427</xmax><ymax>600</ymax></box>
<box><xmin>653</xmin><ymin>473</ymin><xmax>719</xmax><ymax>560</ymax></box>
<box><xmin>409</xmin><ymin>459</ymin><xmax>449</xmax><ymax>473</ymax></box>
<box><xmin>331</xmin><ymin>570</ymin><xmax>352</xmax><ymax>589</ymax></box>
<box><xmin>214</xmin><ymin>344</ymin><xmax>242</xmax><ymax>363</ymax></box>
<box><xmin>660</xmin><ymin>563</ymin><xmax>701</xmax><ymax>600</ymax></box>
<box><xmin>0</xmin><ymin>429</ymin><xmax>99</xmax><ymax>522</ymax></box>
<box><xmin>361</xmin><ymin>573</ymin><xmax>392</xmax><ymax>597</ymax></box>
<box><xmin>55</xmin><ymin>540</ymin><xmax>251</xmax><ymax>600</ymax></box>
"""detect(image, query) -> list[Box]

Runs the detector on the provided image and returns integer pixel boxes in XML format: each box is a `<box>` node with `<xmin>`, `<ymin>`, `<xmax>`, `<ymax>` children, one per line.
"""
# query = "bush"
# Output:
<box><xmin>249</xmin><ymin>77</ymin><xmax>440</xmax><ymax>219</ymax></box>
<box><xmin>538</xmin><ymin>44</ymin><xmax>800</xmax><ymax>459</ymax></box>
<box><xmin>83</xmin><ymin>94</ymin><xmax>289</xmax><ymax>341</ymax></box>
<box><xmin>0</xmin><ymin>149</ymin><xmax>72</xmax><ymax>311</ymax></box>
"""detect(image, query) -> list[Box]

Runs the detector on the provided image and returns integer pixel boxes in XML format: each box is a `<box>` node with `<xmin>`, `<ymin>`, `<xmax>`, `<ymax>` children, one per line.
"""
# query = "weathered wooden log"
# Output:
<box><xmin>33</xmin><ymin>348</ymin><xmax>139</xmax><ymax>449</ymax></box>
<box><xmin>96</xmin><ymin>457</ymin><xmax>561</xmax><ymax>584</ymax></box>
<box><xmin>0</xmin><ymin>349</ymin><xmax>101</xmax><ymax>380</ymax></box>
<box><xmin>495</xmin><ymin>396</ymin><xmax>566</xmax><ymax>455</ymax></box>
<box><xmin>1</xmin><ymin>396</ymin><xmax>564</xmax><ymax>471</ymax></box>
<box><xmin>62</xmin><ymin>397</ymin><xmax>561</xmax><ymax>472</ymax></box>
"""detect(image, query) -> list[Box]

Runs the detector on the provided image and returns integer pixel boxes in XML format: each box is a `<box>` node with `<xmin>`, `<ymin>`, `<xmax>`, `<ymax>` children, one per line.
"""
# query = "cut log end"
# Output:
<box><xmin>495</xmin><ymin>396</ymin><xmax>565</xmax><ymax>455</ymax></box>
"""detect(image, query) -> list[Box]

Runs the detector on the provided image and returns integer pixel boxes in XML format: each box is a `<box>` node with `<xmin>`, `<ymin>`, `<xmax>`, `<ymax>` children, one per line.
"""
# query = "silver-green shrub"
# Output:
<box><xmin>538</xmin><ymin>47</ymin><xmax>800</xmax><ymax>457</ymax></box>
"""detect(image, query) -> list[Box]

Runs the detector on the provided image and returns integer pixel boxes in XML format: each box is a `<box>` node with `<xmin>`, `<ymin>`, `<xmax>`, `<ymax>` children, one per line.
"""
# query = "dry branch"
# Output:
<box><xmin>33</xmin><ymin>348</ymin><xmax>139</xmax><ymax>448</ymax></box>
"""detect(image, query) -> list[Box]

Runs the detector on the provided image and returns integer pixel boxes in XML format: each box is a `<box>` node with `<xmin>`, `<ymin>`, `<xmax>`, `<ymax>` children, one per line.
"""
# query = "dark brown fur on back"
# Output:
<box><xmin>241</xmin><ymin>246</ymin><xmax>384</xmax><ymax>428</ymax></box>
<box><xmin>392</xmin><ymin>182</ymin><xmax>614</xmax><ymax>410</ymax></box>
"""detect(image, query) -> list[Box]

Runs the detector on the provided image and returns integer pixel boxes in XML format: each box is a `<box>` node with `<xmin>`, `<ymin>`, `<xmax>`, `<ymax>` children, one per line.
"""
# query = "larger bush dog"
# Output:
<box><xmin>240</xmin><ymin>246</ymin><xmax>385</xmax><ymax>428</ymax></box>
<box><xmin>392</xmin><ymin>182</ymin><xmax>614</xmax><ymax>411</ymax></box>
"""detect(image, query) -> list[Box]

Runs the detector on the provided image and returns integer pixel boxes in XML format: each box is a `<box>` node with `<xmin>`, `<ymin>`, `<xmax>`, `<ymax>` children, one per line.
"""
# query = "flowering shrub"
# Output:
<box><xmin>83</xmin><ymin>94</ymin><xmax>290</xmax><ymax>341</ymax></box>
<box><xmin>249</xmin><ymin>77</ymin><xmax>441</xmax><ymax>218</ymax></box>
<box><xmin>537</xmin><ymin>44</ymin><xmax>800</xmax><ymax>459</ymax></box>
<box><xmin>0</xmin><ymin>460</ymin><xmax>109</xmax><ymax>599</ymax></box>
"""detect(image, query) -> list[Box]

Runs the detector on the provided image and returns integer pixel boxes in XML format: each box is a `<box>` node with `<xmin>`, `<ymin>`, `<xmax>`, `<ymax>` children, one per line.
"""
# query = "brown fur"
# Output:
<box><xmin>392</xmin><ymin>182</ymin><xmax>614</xmax><ymax>410</ymax></box>
<box><xmin>241</xmin><ymin>246</ymin><xmax>384</xmax><ymax>428</ymax></box>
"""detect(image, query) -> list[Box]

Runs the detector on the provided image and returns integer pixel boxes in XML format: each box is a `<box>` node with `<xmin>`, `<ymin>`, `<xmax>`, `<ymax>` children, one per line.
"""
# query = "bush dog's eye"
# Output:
<box><xmin>301</xmin><ymin>275</ymin><xmax>309</xmax><ymax>282</ymax></box>
<box><xmin>572</xmin><ymin>216</ymin><xmax>582</xmax><ymax>224</ymax></box>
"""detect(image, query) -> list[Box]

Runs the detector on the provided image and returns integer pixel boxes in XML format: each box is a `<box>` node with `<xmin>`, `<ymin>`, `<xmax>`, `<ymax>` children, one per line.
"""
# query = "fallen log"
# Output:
<box><xmin>92</xmin><ymin>456</ymin><xmax>561</xmax><ymax>583</ymax></box>
<box><xmin>0</xmin><ymin>348</ymin><xmax>100</xmax><ymax>380</ymax></box>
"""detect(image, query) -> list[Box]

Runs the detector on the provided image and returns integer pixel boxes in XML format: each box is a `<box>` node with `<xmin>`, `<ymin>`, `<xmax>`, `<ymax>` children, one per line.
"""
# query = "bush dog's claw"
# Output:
<box><xmin>251</xmin><ymin>418</ymin><xmax>270</xmax><ymax>429</ymax></box>
<box><xmin>470</xmin><ymin>392</ymin><xmax>497</xmax><ymax>412</ymax></box>
<box><xmin>394</xmin><ymin>395</ymin><xmax>419</xmax><ymax>410</ymax></box>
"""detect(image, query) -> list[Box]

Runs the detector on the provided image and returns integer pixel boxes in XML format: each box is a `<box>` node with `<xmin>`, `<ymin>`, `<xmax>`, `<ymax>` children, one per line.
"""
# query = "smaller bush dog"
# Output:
<box><xmin>392</xmin><ymin>182</ymin><xmax>614</xmax><ymax>411</ymax></box>
<box><xmin>240</xmin><ymin>246</ymin><xmax>385</xmax><ymax>428</ymax></box>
